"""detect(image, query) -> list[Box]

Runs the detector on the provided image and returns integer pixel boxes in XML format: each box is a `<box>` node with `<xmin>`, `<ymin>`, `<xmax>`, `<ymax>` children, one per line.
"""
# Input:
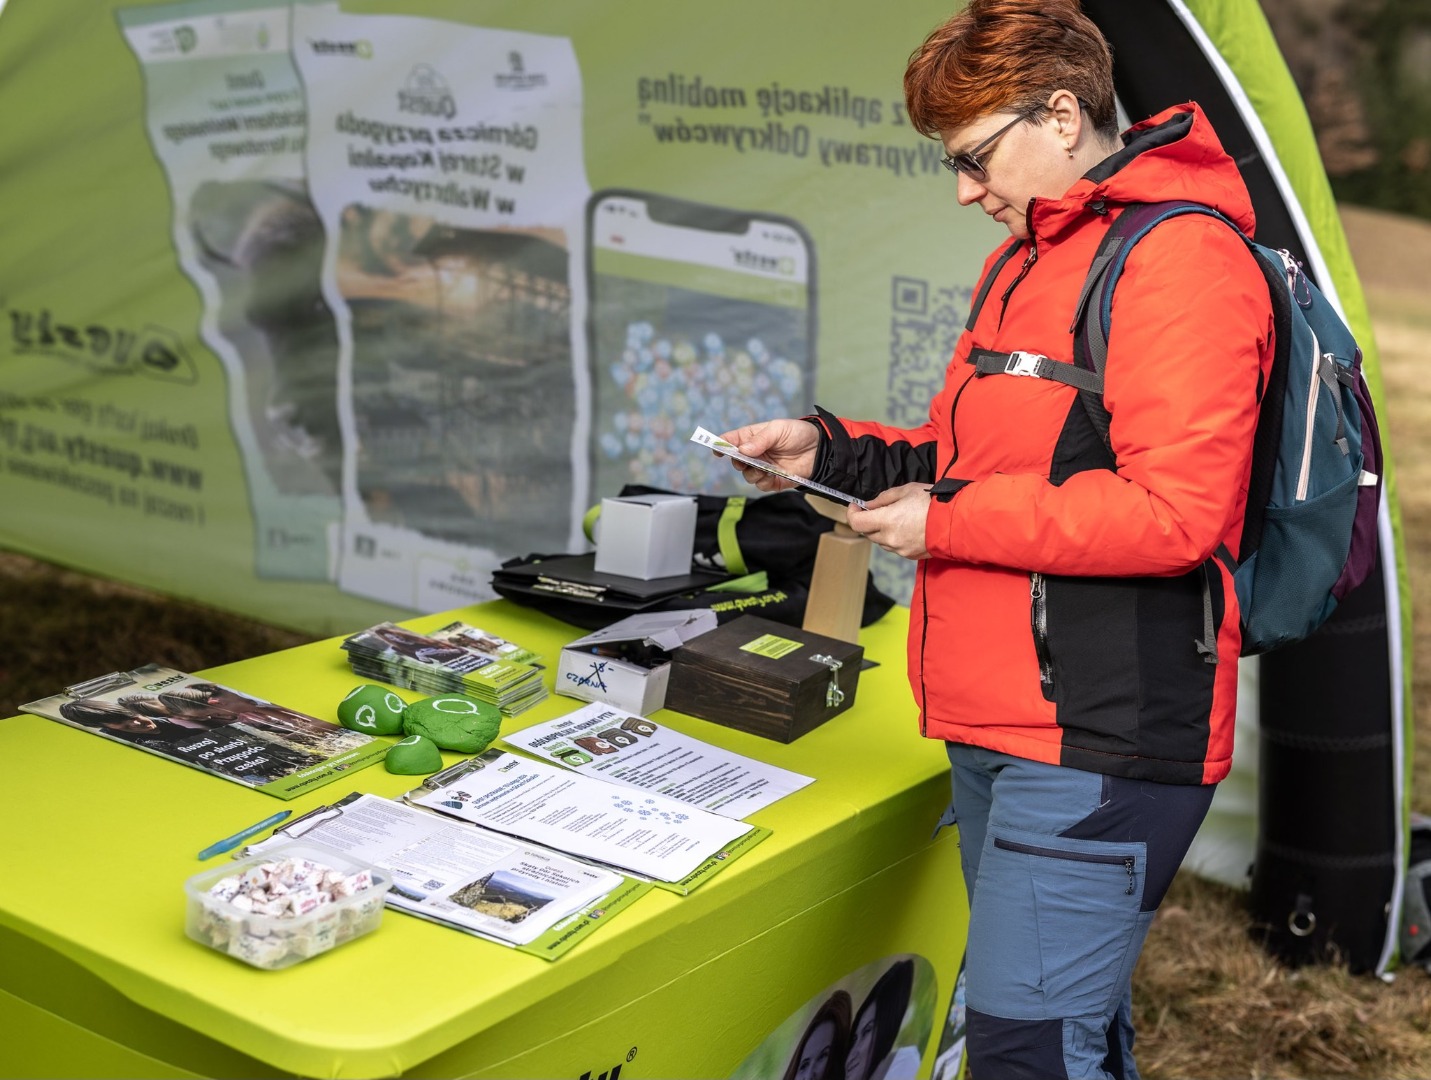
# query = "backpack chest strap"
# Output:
<box><xmin>968</xmin><ymin>347</ymin><xmax>1105</xmax><ymax>393</ymax></box>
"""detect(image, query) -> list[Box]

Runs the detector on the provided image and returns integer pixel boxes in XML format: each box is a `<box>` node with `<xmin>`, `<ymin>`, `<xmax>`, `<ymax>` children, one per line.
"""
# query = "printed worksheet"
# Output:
<box><xmin>246</xmin><ymin>792</ymin><xmax>627</xmax><ymax>947</ymax></box>
<box><xmin>408</xmin><ymin>749</ymin><xmax>753</xmax><ymax>881</ymax></box>
<box><xmin>503</xmin><ymin>702</ymin><xmax>813</xmax><ymax>819</ymax></box>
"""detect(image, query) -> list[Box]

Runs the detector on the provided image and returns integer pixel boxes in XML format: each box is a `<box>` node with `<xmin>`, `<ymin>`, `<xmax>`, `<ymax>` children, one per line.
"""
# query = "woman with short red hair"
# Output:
<box><xmin>721</xmin><ymin>1</ymin><xmax>1274</xmax><ymax>1075</ymax></box>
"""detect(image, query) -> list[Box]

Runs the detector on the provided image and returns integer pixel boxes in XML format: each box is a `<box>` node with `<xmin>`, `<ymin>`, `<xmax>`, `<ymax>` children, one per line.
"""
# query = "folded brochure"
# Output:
<box><xmin>21</xmin><ymin>665</ymin><xmax>385</xmax><ymax>800</ymax></box>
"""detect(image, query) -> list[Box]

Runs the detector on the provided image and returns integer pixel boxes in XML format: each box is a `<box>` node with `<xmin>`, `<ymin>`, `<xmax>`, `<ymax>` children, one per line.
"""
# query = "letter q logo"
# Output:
<box><xmin>433</xmin><ymin>697</ymin><xmax>480</xmax><ymax>714</ymax></box>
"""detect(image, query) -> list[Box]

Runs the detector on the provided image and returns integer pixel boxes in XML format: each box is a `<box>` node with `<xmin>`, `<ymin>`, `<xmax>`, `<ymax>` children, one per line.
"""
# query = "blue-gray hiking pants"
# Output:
<box><xmin>945</xmin><ymin>743</ymin><xmax>1215</xmax><ymax>1079</ymax></box>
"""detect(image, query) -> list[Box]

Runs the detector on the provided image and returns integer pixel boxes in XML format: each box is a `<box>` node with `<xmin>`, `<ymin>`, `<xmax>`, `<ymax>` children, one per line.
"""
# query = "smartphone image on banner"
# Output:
<box><xmin>585</xmin><ymin>189</ymin><xmax>817</xmax><ymax>499</ymax></box>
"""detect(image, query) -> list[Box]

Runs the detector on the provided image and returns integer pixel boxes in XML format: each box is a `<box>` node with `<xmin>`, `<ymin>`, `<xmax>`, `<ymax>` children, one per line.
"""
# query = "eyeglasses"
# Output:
<box><xmin>940</xmin><ymin>109</ymin><xmax>1041</xmax><ymax>183</ymax></box>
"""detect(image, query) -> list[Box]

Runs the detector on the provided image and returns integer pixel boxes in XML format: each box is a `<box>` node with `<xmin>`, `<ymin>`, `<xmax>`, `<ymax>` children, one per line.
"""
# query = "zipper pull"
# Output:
<box><xmin>1124</xmin><ymin>856</ymin><xmax>1136</xmax><ymax>895</ymax></box>
<box><xmin>999</xmin><ymin>245</ymin><xmax>1038</xmax><ymax>309</ymax></box>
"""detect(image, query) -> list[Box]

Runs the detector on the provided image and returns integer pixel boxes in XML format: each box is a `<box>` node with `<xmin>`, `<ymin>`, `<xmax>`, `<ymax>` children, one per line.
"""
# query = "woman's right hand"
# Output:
<box><xmin>717</xmin><ymin>419</ymin><xmax>820</xmax><ymax>492</ymax></box>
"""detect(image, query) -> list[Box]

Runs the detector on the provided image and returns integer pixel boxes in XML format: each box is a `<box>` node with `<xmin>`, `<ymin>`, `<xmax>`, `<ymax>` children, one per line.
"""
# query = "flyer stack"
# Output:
<box><xmin>340</xmin><ymin>621</ymin><xmax>548</xmax><ymax>716</ymax></box>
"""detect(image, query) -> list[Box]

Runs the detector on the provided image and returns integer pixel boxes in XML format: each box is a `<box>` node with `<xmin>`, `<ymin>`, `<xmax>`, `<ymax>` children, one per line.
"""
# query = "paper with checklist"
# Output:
<box><xmin>503</xmin><ymin>703</ymin><xmax>813</xmax><ymax>819</ymax></box>
<box><xmin>408</xmin><ymin>748</ymin><xmax>753</xmax><ymax>882</ymax></box>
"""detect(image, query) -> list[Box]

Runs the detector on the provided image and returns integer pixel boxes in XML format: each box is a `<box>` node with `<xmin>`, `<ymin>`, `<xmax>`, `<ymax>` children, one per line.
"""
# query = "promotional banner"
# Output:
<box><xmin>2</xmin><ymin>0</ymin><xmax>987</xmax><ymax>630</ymax></box>
<box><xmin>119</xmin><ymin>0</ymin><xmax>341</xmax><ymax>582</ymax></box>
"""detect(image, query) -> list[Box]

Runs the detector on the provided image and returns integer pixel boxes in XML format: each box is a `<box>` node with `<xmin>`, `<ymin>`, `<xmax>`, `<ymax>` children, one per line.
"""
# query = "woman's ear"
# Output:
<box><xmin>1046</xmin><ymin>88</ymin><xmax>1083</xmax><ymax>148</ymax></box>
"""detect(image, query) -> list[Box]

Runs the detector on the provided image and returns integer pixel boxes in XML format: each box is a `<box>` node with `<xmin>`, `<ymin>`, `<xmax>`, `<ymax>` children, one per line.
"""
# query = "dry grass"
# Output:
<box><xmin>1134</xmin><ymin>877</ymin><xmax>1431</xmax><ymax>1078</ymax></box>
<box><xmin>1127</xmin><ymin>881</ymin><xmax>1431</xmax><ymax>1075</ymax></box>
<box><xmin>0</xmin><ymin>205</ymin><xmax>1427</xmax><ymax>1079</ymax></box>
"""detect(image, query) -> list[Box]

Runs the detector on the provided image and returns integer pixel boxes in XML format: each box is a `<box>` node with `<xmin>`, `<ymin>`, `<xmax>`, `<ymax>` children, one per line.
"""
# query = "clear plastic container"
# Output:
<box><xmin>184</xmin><ymin>840</ymin><xmax>391</xmax><ymax>970</ymax></box>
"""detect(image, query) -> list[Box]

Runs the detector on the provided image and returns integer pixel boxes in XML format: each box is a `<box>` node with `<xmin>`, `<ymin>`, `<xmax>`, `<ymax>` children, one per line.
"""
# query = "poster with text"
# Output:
<box><xmin>119</xmin><ymin>0</ymin><xmax>343</xmax><ymax>582</ymax></box>
<box><xmin>293</xmin><ymin>3</ymin><xmax>590</xmax><ymax>611</ymax></box>
<box><xmin>0</xmin><ymin>0</ymin><xmax>1019</xmax><ymax>628</ymax></box>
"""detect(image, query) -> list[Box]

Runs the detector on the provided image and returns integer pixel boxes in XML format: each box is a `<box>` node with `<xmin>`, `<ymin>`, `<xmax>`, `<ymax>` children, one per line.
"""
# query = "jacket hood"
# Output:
<box><xmin>1032</xmin><ymin>102</ymin><xmax>1257</xmax><ymax>240</ymax></box>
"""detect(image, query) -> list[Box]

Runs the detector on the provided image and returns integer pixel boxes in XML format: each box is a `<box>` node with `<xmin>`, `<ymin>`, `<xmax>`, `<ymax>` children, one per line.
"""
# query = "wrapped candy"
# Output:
<box><xmin>186</xmin><ymin>844</ymin><xmax>388</xmax><ymax>970</ymax></box>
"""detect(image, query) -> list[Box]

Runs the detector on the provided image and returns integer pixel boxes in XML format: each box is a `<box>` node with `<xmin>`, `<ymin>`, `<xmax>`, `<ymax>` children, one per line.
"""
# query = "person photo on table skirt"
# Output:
<box><xmin>782</xmin><ymin>990</ymin><xmax>853</xmax><ymax>1080</ymax></box>
<box><xmin>845</xmin><ymin>959</ymin><xmax>918</xmax><ymax>1080</ymax></box>
<box><xmin>719</xmin><ymin>1</ymin><xmax>1273</xmax><ymax>1076</ymax></box>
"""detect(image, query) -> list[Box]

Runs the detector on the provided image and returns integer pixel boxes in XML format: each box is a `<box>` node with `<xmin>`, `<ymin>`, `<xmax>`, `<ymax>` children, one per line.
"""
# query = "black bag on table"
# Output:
<box><xmin>492</xmin><ymin>487</ymin><xmax>895</xmax><ymax>632</ymax></box>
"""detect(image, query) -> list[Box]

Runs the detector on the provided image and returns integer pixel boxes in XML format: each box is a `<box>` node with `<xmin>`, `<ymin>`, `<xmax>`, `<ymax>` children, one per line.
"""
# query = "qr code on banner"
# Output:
<box><xmin>887</xmin><ymin>275</ymin><xmax>971</xmax><ymax>426</ymax></box>
<box><xmin>873</xmin><ymin>275</ymin><xmax>973</xmax><ymax>603</ymax></box>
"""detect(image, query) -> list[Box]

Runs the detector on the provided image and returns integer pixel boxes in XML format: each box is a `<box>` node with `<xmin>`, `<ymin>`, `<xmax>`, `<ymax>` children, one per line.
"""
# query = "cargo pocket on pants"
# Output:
<box><xmin>993</xmin><ymin>831</ymin><xmax>1146</xmax><ymax>1018</ymax></box>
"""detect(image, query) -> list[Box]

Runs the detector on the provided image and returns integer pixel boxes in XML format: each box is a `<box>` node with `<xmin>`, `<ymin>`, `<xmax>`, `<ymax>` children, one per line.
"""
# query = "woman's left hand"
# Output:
<box><xmin>845</xmin><ymin>483</ymin><xmax>932</xmax><ymax>560</ymax></box>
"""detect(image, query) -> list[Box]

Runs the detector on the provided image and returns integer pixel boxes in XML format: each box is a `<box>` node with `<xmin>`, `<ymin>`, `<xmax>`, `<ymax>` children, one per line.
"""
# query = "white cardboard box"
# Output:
<box><xmin>556</xmin><ymin>609</ymin><xmax>718</xmax><ymax>714</ymax></box>
<box><xmin>593</xmin><ymin>494</ymin><xmax>698</xmax><ymax>580</ymax></box>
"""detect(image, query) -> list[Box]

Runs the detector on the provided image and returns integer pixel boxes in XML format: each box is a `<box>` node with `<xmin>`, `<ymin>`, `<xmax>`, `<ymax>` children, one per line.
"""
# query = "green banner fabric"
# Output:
<box><xmin>0</xmin><ymin>0</ymin><xmax>1399</xmax><ymax>635</ymax></box>
<box><xmin>0</xmin><ymin>0</ymin><xmax>992</xmax><ymax>630</ymax></box>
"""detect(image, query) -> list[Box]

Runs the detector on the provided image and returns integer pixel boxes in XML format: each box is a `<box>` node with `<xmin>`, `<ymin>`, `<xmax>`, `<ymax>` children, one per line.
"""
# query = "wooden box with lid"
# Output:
<box><xmin>664</xmin><ymin>615</ymin><xmax>864</xmax><ymax>742</ymax></box>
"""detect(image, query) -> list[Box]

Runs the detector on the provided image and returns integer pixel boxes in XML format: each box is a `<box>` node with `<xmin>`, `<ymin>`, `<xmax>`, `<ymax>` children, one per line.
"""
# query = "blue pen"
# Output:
<box><xmin>197</xmin><ymin>810</ymin><xmax>293</xmax><ymax>861</ymax></box>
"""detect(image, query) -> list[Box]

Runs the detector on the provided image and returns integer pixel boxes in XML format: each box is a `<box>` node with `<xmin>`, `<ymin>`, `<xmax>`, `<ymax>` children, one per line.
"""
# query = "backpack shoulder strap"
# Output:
<box><xmin>1233</xmin><ymin>243</ymin><xmax>1295</xmax><ymax>562</ymax></box>
<box><xmin>1072</xmin><ymin>200</ymin><xmax>1240</xmax><ymax>448</ymax></box>
<box><xmin>1076</xmin><ymin>200</ymin><xmax>1292</xmax><ymax>568</ymax></box>
<box><xmin>964</xmin><ymin>237</ymin><xmax>1026</xmax><ymax>331</ymax></box>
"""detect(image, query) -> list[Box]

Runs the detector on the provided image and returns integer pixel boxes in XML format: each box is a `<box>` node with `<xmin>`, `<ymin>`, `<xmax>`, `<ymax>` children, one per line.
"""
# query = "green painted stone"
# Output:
<box><xmin>337</xmin><ymin>684</ymin><xmax>407</xmax><ymax>735</ymax></box>
<box><xmin>402</xmin><ymin>694</ymin><xmax>502</xmax><ymax>752</ymax></box>
<box><xmin>384</xmin><ymin>734</ymin><xmax>444</xmax><ymax>775</ymax></box>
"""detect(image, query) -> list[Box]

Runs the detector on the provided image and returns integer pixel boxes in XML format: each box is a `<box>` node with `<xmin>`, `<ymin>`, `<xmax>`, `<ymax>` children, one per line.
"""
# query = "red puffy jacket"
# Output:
<box><xmin>811</xmin><ymin>103</ymin><xmax>1274</xmax><ymax>784</ymax></box>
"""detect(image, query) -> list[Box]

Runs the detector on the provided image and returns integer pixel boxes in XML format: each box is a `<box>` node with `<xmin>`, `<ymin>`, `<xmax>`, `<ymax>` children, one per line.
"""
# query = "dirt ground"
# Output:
<box><xmin>0</xmin><ymin>204</ymin><xmax>1427</xmax><ymax>1078</ymax></box>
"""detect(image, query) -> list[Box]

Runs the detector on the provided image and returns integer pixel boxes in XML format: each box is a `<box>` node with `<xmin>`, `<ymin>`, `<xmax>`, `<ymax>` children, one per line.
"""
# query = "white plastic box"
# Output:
<box><xmin>184</xmin><ymin>840</ymin><xmax>391</xmax><ymax>970</ymax></box>
<box><xmin>593</xmin><ymin>493</ymin><xmax>698</xmax><ymax>580</ymax></box>
<box><xmin>556</xmin><ymin>608</ymin><xmax>718</xmax><ymax>714</ymax></box>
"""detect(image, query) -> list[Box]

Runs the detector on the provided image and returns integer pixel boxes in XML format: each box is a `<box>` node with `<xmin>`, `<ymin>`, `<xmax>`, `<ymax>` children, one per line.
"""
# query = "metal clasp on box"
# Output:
<box><xmin>811</xmin><ymin>654</ymin><xmax>845</xmax><ymax>708</ymax></box>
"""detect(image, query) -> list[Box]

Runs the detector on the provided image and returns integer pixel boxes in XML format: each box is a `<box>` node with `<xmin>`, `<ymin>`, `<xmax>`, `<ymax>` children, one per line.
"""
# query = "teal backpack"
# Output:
<box><xmin>970</xmin><ymin>201</ymin><xmax>1383</xmax><ymax>655</ymax></box>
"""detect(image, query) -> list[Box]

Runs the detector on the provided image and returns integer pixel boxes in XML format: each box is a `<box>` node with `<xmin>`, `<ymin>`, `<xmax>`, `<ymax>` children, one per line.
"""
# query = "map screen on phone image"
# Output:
<box><xmin>587</xmin><ymin>192</ymin><xmax>815</xmax><ymax>498</ymax></box>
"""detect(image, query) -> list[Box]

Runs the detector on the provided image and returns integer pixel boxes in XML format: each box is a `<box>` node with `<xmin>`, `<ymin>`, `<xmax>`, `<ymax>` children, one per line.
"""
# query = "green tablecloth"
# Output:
<box><xmin>0</xmin><ymin>601</ymin><xmax>968</xmax><ymax>1079</ymax></box>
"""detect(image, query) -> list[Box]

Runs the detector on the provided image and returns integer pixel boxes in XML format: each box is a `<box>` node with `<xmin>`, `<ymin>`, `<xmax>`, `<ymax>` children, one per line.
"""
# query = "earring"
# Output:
<box><xmin>1065</xmin><ymin>145</ymin><xmax>1074</xmax><ymax>158</ymax></box>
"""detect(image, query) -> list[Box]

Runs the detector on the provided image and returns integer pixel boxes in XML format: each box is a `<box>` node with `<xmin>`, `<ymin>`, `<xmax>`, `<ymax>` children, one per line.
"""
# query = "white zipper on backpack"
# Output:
<box><xmin>1295</xmin><ymin>327</ymin><xmax>1322</xmax><ymax>502</ymax></box>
